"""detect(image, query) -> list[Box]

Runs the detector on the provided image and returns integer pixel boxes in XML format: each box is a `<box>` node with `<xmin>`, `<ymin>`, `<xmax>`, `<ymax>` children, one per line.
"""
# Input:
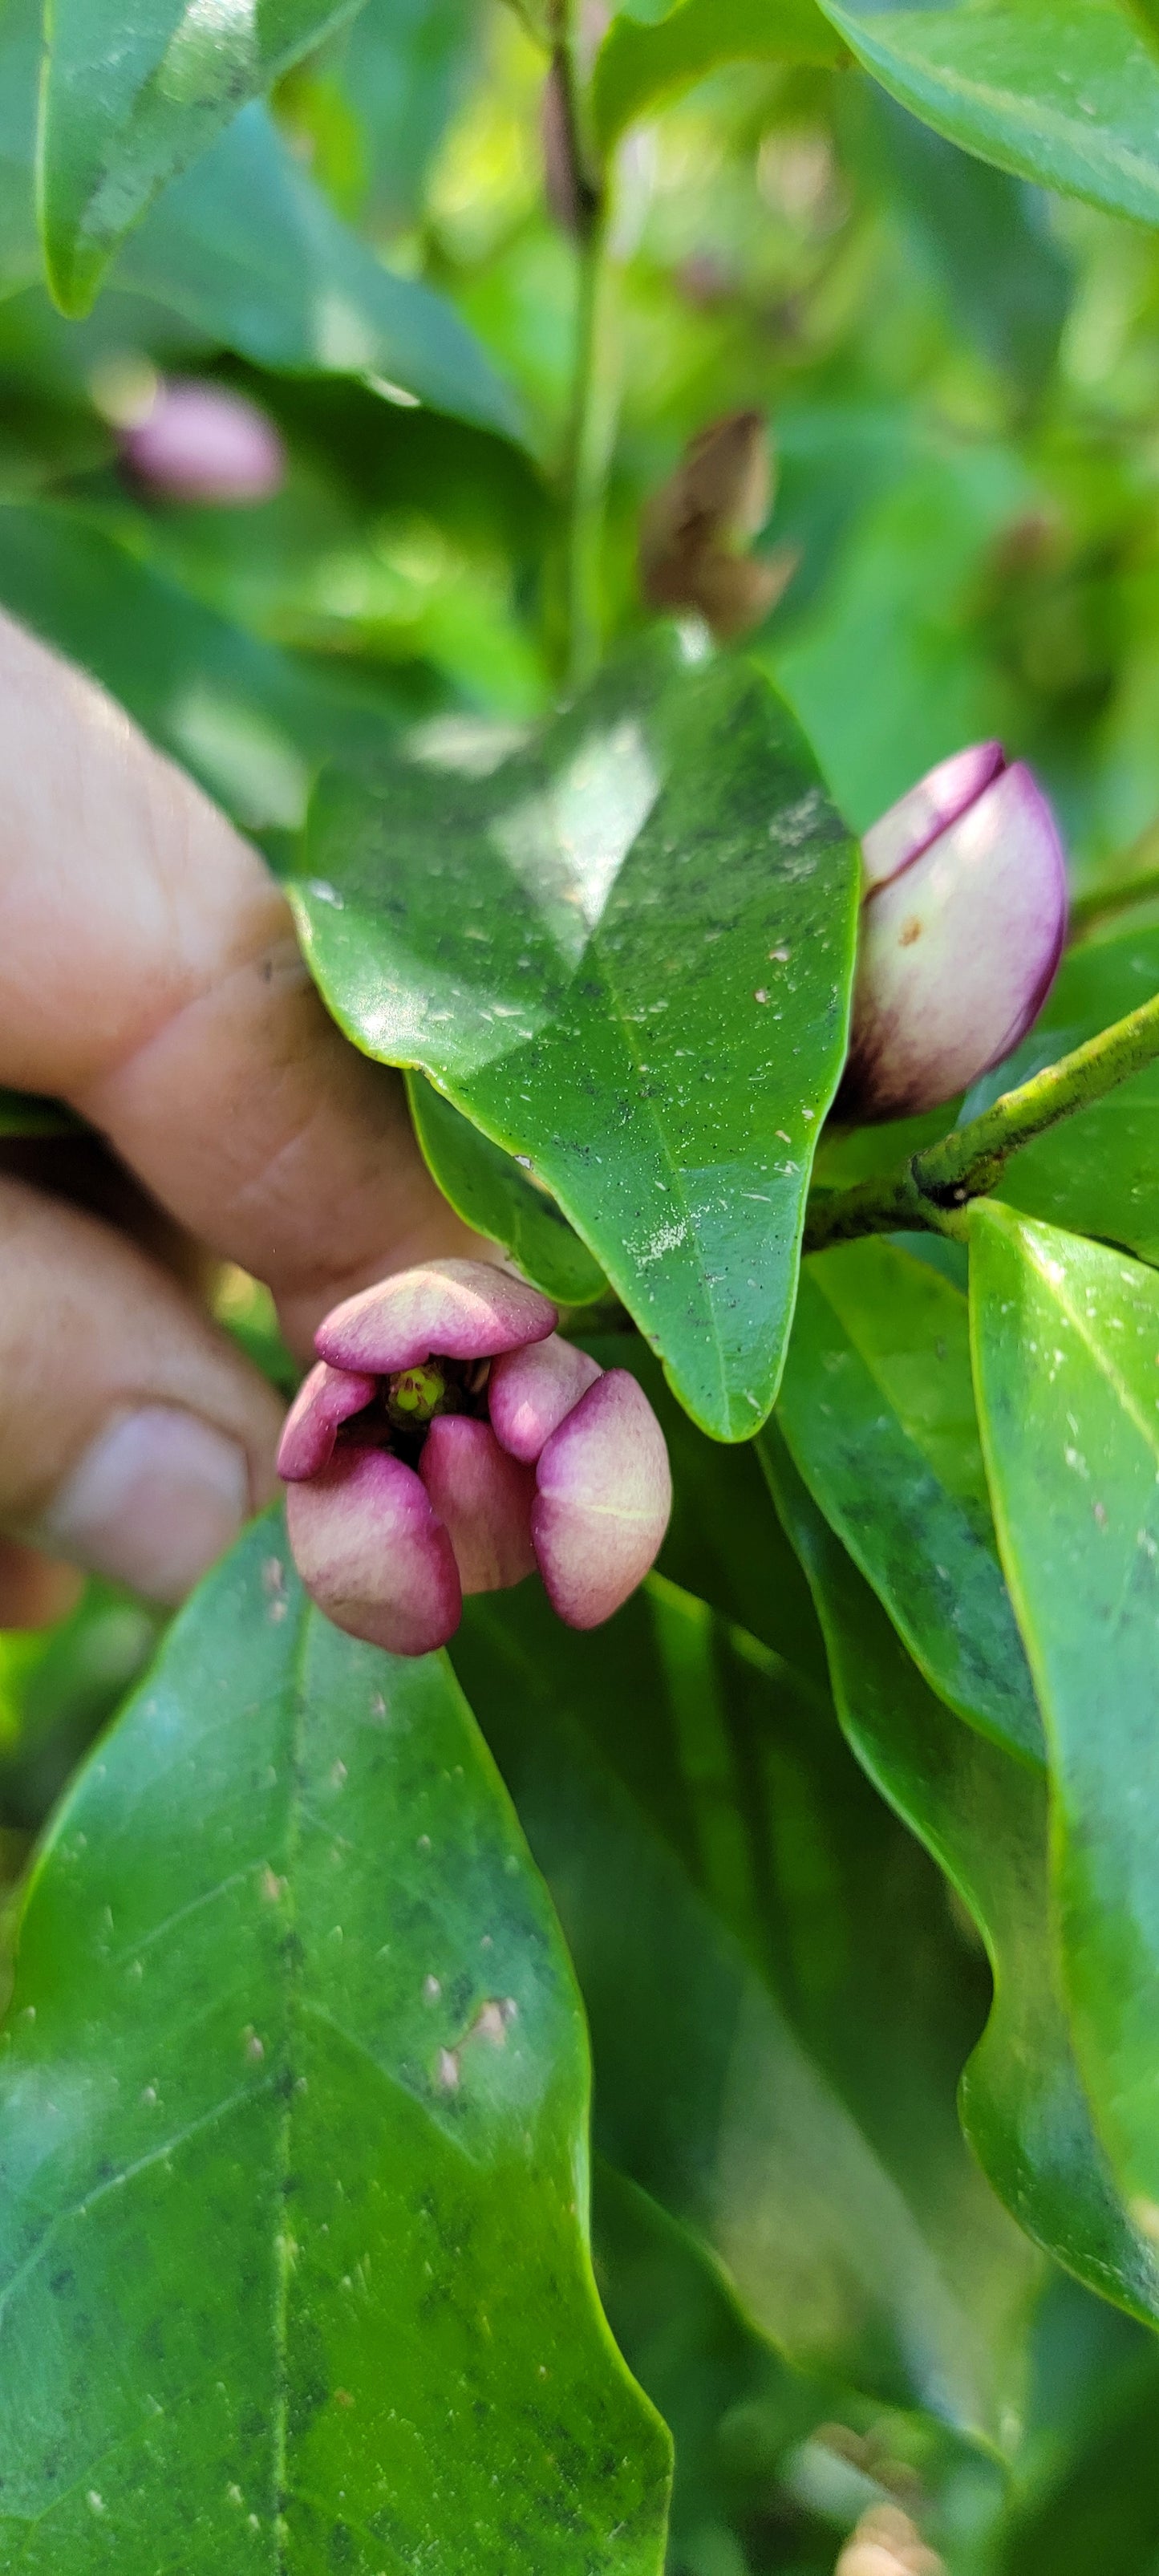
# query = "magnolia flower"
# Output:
<box><xmin>841</xmin><ymin>740</ymin><xmax>1067</xmax><ymax>1121</ymax></box>
<box><xmin>278</xmin><ymin>1260</ymin><xmax>671</xmax><ymax>1656</ymax></box>
<box><xmin>120</xmin><ymin>378</ymin><xmax>286</xmax><ymax>505</ymax></box>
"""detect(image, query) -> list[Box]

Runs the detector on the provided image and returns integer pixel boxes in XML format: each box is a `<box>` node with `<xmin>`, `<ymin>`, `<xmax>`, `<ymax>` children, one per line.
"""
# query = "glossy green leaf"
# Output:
<box><xmin>1125</xmin><ymin>0</ymin><xmax>1159</xmax><ymax>54</ymax></box>
<box><xmin>0</xmin><ymin>1087</ymin><xmax>77</xmax><ymax>1137</ymax></box>
<box><xmin>592</xmin><ymin>0</ymin><xmax>847</xmax><ymax>151</ymax></box>
<box><xmin>0</xmin><ymin>0</ymin><xmax>41</xmax><ymax>301</ymax></box>
<box><xmin>454</xmin><ymin>1576</ymin><xmax>1039</xmax><ymax>2440</ymax></box>
<box><xmin>0</xmin><ymin>1</ymin><xmax>521</xmax><ymax>444</ymax></box>
<box><xmin>971</xmin><ymin>1202</ymin><xmax>1159</xmax><ymax>2237</ymax></box>
<box><xmin>847</xmin><ymin>85</ymin><xmax>1072</xmax><ymax>399</ymax></box>
<box><xmin>774</xmin><ymin>1239</ymin><xmax>1043</xmax><ymax>1765</ymax></box>
<box><xmin>990</xmin><ymin>2285</ymin><xmax>1159</xmax><ymax>2574</ymax></box>
<box><xmin>327</xmin><ymin>0</ymin><xmax>478</xmax><ymax>234</ymax></box>
<box><xmin>38</xmin><ymin>0</ymin><xmax>367</xmax><ymax>314</ymax></box>
<box><xmin>813</xmin><ymin>0</ymin><xmax>1159</xmax><ymax>226</ymax></box>
<box><xmin>765</xmin><ymin>1425</ymin><xmax>1159</xmax><ymax>2331</ymax></box>
<box><xmin>991</xmin><ymin>925</ymin><xmax>1159</xmax><ymax>1265</ymax></box>
<box><xmin>115</xmin><ymin>106</ymin><xmax>523</xmax><ymax>440</ymax></box>
<box><xmin>582</xmin><ymin>1332</ymin><xmax>832</xmax><ymax>1681</ymax></box>
<box><xmin>407</xmin><ymin>1071</ymin><xmax>609</xmax><ymax>1306</ymax></box>
<box><xmin>293</xmin><ymin>635</ymin><xmax>860</xmax><ymax>1440</ymax></box>
<box><xmin>0</xmin><ymin>501</ymin><xmax>412</xmax><ymax>834</ymax></box>
<box><xmin>0</xmin><ymin>1514</ymin><xmax>670</xmax><ymax>2568</ymax></box>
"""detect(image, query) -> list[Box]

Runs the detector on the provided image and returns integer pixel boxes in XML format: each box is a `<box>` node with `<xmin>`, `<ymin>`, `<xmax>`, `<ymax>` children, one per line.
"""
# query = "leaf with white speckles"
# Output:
<box><xmin>0</xmin><ymin>1514</ymin><xmax>670</xmax><ymax>2572</ymax></box>
<box><xmin>291</xmin><ymin>632</ymin><xmax>860</xmax><ymax>1440</ymax></box>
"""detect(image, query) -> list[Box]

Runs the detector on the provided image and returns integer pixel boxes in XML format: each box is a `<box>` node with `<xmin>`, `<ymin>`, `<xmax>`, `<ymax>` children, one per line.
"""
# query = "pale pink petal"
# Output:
<box><xmin>277</xmin><ymin>1360</ymin><xmax>378</xmax><ymax>1482</ymax></box>
<box><xmin>285</xmin><ymin>1447</ymin><xmax>460</xmax><ymax>1655</ymax></box>
<box><xmin>488</xmin><ymin>1335</ymin><xmax>603</xmax><ymax>1463</ymax></box>
<box><xmin>531</xmin><ymin>1371</ymin><xmax>672</xmax><ymax>1630</ymax></box>
<box><xmin>861</xmin><ymin>742</ymin><xmax>1005</xmax><ymax>892</ymax></box>
<box><xmin>316</xmin><ymin>1259</ymin><xmax>557</xmax><ymax>1373</ymax></box>
<box><xmin>845</xmin><ymin>763</ymin><xmax>1068</xmax><ymax>1122</ymax></box>
<box><xmin>121</xmin><ymin>380</ymin><xmax>286</xmax><ymax>505</ymax></box>
<box><xmin>419</xmin><ymin>1417</ymin><xmax>536</xmax><ymax>1595</ymax></box>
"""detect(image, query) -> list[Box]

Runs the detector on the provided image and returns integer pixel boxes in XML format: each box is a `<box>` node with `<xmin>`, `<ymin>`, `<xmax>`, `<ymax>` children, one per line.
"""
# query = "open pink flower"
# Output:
<box><xmin>278</xmin><ymin>1259</ymin><xmax>671</xmax><ymax>1656</ymax></box>
<box><xmin>842</xmin><ymin>741</ymin><xmax>1068</xmax><ymax>1121</ymax></box>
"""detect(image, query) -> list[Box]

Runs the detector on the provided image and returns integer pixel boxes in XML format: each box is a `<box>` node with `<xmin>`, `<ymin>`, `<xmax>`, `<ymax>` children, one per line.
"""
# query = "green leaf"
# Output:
<box><xmin>407</xmin><ymin>1071</ymin><xmax>609</xmax><ymax>1306</ymax></box>
<box><xmin>970</xmin><ymin>1202</ymin><xmax>1159</xmax><ymax>2239</ymax></box>
<box><xmin>453</xmin><ymin>1576</ymin><xmax>1040</xmax><ymax>2440</ymax></box>
<box><xmin>593</xmin><ymin>2163</ymin><xmax>841</xmax><ymax>2566</ymax></box>
<box><xmin>846</xmin><ymin>85</ymin><xmax>1072</xmax><ymax>400</ymax></box>
<box><xmin>0</xmin><ymin>1580</ymin><xmax>164</xmax><ymax>1842</ymax></box>
<box><xmin>0</xmin><ymin>1086</ymin><xmax>78</xmax><ymax>1137</ymax></box>
<box><xmin>328</xmin><ymin>0</ymin><xmax>478</xmax><ymax>234</ymax></box>
<box><xmin>114</xmin><ymin>105</ymin><xmax>524</xmax><ymax>441</ymax></box>
<box><xmin>0</xmin><ymin>1514</ymin><xmax>671</xmax><ymax>2567</ymax></box>
<box><xmin>38</xmin><ymin>0</ymin><xmax>367</xmax><ymax>314</ymax></box>
<box><xmin>765</xmin><ymin>1423</ymin><xmax>1159</xmax><ymax>2332</ymax></box>
<box><xmin>1125</xmin><ymin>0</ymin><xmax>1159</xmax><ymax>54</ymax></box>
<box><xmin>592</xmin><ymin>0</ymin><xmax>847</xmax><ymax>152</ymax></box>
<box><xmin>990</xmin><ymin>2285</ymin><xmax>1159</xmax><ymax>2574</ymax></box>
<box><xmin>813</xmin><ymin>0</ymin><xmax>1159</xmax><ymax>227</ymax></box>
<box><xmin>0</xmin><ymin>0</ymin><xmax>521</xmax><ymax>444</ymax></box>
<box><xmin>293</xmin><ymin>634</ymin><xmax>861</xmax><ymax>1440</ymax></box>
<box><xmin>774</xmin><ymin>1239</ymin><xmax>1043</xmax><ymax>1766</ymax></box>
<box><xmin>0</xmin><ymin>0</ymin><xmax>41</xmax><ymax>300</ymax></box>
<box><xmin>990</xmin><ymin>924</ymin><xmax>1159</xmax><ymax>1266</ymax></box>
<box><xmin>0</xmin><ymin>501</ymin><xmax>412</xmax><ymax>834</ymax></box>
<box><xmin>582</xmin><ymin>1332</ymin><xmax>833</xmax><ymax>1681</ymax></box>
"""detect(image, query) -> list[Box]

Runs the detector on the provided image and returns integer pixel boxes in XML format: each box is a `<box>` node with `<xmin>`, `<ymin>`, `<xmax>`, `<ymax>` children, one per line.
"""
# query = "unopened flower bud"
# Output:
<box><xmin>841</xmin><ymin>742</ymin><xmax>1067</xmax><ymax>1121</ymax></box>
<box><xmin>278</xmin><ymin>1259</ymin><xmax>671</xmax><ymax>1655</ymax></box>
<box><xmin>639</xmin><ymin>411</ymin><xmax>798</xmax><ymax>639</ymax></box>
<box><xmin>119</xmin><ymin>377</ymin><xmax>286</xmax><ymax>505</ymax></box>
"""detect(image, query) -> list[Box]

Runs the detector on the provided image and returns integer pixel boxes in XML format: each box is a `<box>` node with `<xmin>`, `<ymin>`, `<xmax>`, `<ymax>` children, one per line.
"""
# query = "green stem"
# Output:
<box><xmin>562</xmin><ymin>209</ymin><xmax>610</xmax><ymax>692</ymax></box>
<box><xmin>805</xmin><ymin>986</ymin><xmax>1159</xmax><ymax>1253</ymax></box>
<box><xmin>1068</xmin><ymin>866</ymin><xmax>1159</xmax><ymax>939</ymax></box>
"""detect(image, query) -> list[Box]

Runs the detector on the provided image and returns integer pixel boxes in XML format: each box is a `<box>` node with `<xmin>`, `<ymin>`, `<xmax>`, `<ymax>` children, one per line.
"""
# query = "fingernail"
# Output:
<box><xmin>40</xmin><ymin>1406</ymin><xmax>251</xmax><ymax>1604</ymax></box>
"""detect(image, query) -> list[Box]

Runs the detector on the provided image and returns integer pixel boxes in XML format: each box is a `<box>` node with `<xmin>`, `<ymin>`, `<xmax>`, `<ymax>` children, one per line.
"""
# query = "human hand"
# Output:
<box><xmin>0</xmin><ymin>611</ymin><xmax>473</xmax><ymax>1626</ymax></box>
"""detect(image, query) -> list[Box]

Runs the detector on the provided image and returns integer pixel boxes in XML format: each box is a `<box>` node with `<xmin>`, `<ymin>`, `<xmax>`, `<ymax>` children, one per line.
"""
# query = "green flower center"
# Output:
<box><xmin>384</xmin><ymin>1360</ymin><xmax>456</xmax><ymax>1431</ymax></box>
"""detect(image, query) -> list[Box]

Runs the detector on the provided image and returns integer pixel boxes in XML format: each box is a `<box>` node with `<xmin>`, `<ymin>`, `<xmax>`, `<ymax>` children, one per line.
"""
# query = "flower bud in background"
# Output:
<box><xmin>841</xmin><ymin>740</ymin><xmax>1067</xmax><ymax>1122</ymax></box>
<box><xmin>278</xmin><ymin>1259</ymin><xmax>671</xmax><ymax>1656</ymax></box>
<box><xmin>639</xmin><ymin>409</ymin><xmax>800</xmax><ymax>640</ymax></box>
<box><xmin>113</xmin><ymin>373</ymin><xmax>286</xmax><ymax>506</ymax></box>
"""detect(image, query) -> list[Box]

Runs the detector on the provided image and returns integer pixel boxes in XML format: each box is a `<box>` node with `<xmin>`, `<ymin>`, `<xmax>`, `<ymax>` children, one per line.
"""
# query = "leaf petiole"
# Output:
<box><xmin>806</xmin><ymin>983</ymin><xmax>1159</xmax><ymax>1251</ymax></box>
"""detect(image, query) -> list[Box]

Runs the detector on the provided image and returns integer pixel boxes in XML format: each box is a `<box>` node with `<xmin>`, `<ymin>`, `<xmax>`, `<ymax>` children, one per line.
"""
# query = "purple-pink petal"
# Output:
<box><xmin>277</xmin><ymin>1360</ymin><xmax>378</xmax><ymax>1482</ymax></box>
<box><xmin>316</xmin><ymin>1259</ymin><xmax>557</xmax><ymax>1374</ymax></box>
<box><xmin>861</xmin><ymin>741</ymin><xmax>1005</xmax><ymax>893</ymax></box>
<box><xmin>285</xmin><ymin>1446</ymin><xmax>460</xmax><ymax>1656</ymax></box>
<box><xmin>488</xmin><ymin>1334</ymin><xmax>603</xmax><ymax>1464</ymax></box>
<box><xmin>419</xmin><ymin>1418</ymin><xmax>537</xmax><ymax>1595</ymax></box>
<box><xmin>845</xmin><ymin>761</ymin><xmax>1067</xmax><ymax>1122</ymax></box>
<box><xmin>531</xmin><ymin>1370</ymin><xmax>672</xmax><ymax>1631</ymax></box>
<box><xmin>120</xmin><ymin>379</ymin><xmax>286</xmax><ymax>505</ymax></box>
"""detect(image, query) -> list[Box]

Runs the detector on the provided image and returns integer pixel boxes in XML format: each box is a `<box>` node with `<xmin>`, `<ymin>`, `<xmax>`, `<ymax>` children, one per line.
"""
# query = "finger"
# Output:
<box><xmin>0</xmin><ymin>613</ymin><xmax>476</xmax><ymax>1356</ymax></box>
<box><xmin>0</xmin><ymin>1174</ymin><xmax>284</xmax><ymax>1604</ymax></box>
<box><xmin>0</xmin><ymin>1541</ymin><xmax>83</xmax><ymax>1631</ymax></box>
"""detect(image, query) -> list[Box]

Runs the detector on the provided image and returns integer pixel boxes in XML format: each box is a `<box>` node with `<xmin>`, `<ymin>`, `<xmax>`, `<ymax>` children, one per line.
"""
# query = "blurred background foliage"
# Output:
<box><xmin>6</xmin><ymin>3</ymin><xmax>1159</xmax><ymax>2567</ymax></box>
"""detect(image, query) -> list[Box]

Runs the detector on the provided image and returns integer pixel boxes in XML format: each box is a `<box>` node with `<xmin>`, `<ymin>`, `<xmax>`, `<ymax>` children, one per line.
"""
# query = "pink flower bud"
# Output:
<box><xmin>120</xmin><ymin>378</ymin><xmax>286</xmax><ymax>505</ymax></box>
<box><xmin>531</xmin><ymin>1372</ymin><xmax>673</xmax><ymax>1631</ymax></box>
<box><xmin>278</xmin><ymin>1261</ymin><xmax>671</xmax><ymax>1655</ymax></box>
<box><xmin>843</xmin><ymin>744</ymin><xmax>1067</xmax><ymax>1122</ymax></box>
